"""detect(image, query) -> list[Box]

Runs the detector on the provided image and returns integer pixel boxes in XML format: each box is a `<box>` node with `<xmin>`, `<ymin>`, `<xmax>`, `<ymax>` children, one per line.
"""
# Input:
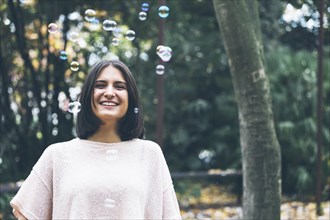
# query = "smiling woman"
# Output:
<box><xmin>9</xmin><ymin>60</ymin><xmax>182</xmax><ymax>220</ymax></box>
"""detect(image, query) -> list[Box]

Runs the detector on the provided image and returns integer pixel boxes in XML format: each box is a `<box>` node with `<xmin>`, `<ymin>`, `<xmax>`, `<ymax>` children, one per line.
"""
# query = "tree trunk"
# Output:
<box><xmin>212</xmin><ymin>0</ymin><xmax>281</xmax><ymax>219</ymax></box>
<box><xmin>316</xmin><ymin>0</ymin><xmax>325</xmax><ymax>215</ymax></box>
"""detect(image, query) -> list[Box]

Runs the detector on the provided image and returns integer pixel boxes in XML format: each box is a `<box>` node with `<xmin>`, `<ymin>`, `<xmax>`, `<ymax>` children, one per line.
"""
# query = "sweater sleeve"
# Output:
<box><xmin>163</xmin><ymin>184</ymin><xmax>182</xmax><ymax>220</ymax></box>
<box><xmin>160</xmin><ymin>148</ymin><xmax>182</xmax><ymax>220</ymax></box>
<box><xmin>10</xmin><ymin>146</ymin><xmax>53</xmax><ymax>219</ymax></box>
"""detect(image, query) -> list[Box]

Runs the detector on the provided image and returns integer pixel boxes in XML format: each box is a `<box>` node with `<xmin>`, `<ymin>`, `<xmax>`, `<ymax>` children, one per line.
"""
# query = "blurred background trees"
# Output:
<box><xmin>0</xmin><ymin>0</ymin><xmax>329</xmax><ymax>217</ymax></box>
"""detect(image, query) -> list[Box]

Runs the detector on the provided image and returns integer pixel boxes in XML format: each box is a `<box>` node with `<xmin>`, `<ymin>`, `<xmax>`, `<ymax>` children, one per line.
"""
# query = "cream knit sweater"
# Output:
<box><xmin>10</xmin><ymin>138</ymin><xmax>182</xmax><ymax>220</ymax></box>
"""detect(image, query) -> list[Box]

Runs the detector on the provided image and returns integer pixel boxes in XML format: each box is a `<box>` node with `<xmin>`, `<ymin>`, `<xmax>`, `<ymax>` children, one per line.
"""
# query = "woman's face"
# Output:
<box><xmin>92</xmin><ymin>65</ymin><xmax>129</xmax><ymax>125</ymax></box>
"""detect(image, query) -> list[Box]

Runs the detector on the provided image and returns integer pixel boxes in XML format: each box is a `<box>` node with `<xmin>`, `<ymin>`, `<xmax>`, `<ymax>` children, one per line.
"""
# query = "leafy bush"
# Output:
<box><xmin>266</xmin><ymin>45</ymin><xmax>330</xmax><ymax>196</ymax></box>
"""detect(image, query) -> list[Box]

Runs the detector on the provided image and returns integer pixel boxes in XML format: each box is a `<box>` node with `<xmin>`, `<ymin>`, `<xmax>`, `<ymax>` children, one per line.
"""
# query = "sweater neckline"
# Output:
<box><xmin>75</xmin><ymin>138</ymin><xmax>138</xmax><ymax>148</ymax></box>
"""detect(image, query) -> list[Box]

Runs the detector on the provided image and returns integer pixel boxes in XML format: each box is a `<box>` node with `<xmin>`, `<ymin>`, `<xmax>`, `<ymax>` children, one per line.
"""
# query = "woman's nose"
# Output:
<box><xmin>104</xmin><ymin>86</ymin><xmax>115</xmax><ymax>98</ymax></box>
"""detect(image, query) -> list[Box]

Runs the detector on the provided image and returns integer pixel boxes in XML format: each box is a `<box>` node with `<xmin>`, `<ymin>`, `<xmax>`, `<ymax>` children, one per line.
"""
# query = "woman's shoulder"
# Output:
<box><xmin>48</xmin><ymin>138</ymin><xmax>77</xmax><ymax>147</ymax></box>
<box><xmin>135</xmin><ymin>138</ymin><xmax>163</xmax><ymax>155</ymax></box>
<box><xmin>45</xmin><ymin>138</ymin><xmax>78</xmax><ymax>153</ymax></box>
<box><xmin>31</xmin><ymin>139</ymin><xmax>78</xmax><ymax>170</ymax></box>
<box><xmin>136</xmin><ymin>138</ymin><xmax>159</xmax><ymax>148</ymax></box>
<box><xmin>135</xmin><ymin>138</ymin><xmax>158</xmax><ymax>145</ymax></box>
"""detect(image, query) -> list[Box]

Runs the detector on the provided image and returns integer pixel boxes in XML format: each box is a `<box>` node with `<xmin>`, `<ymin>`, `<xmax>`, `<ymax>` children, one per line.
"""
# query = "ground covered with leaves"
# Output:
<box><xmin>177</xmin><ymin>184</ymin><xmax>330</xmax><ymax>220</ymax></box>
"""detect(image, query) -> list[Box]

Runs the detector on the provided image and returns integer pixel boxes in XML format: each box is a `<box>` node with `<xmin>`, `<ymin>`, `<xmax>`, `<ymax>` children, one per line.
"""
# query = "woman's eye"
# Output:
<box><xmin>95</xmin><ymin>83</ymin><xmax>105</xmax><ymax>88</ymax></box>
<box><xmin>115</xmin><ymin>84</ymin><xmax>127</xmax><ymax>90</ymax></box>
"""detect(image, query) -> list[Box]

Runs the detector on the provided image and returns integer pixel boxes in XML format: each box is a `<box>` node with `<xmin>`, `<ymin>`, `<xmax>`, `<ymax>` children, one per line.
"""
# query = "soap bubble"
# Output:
<box><xmin>112</xmin><ymin>38</ymin><xmax>119</xmax><ymax>46</ymax></box>
<box><xmin>70</xmin><ymin>61</ymin><xmax>80</xmax><ymax>71</ymax></box>
<box><xmin>112</xmin><ymin>27</ymin><xmax>123</xmax><ymax>38</ymax></box>
<box><xmin>138</xmin><ymin>11</ymin><xmax>147</xmax><ymax>21</ymax></box>
<box><xmin>84</xmin><ymin>9</ymin><xmax>96</xmax><ymax>22</ymax></box>
<box><xmin>68</xmin><ymin>101</ymin><xmax>81</xmax><ymax>114</ymax></box>
<box><xmin>89</xmin><ymin>18</ymin><xmax>100</xmax><ymax>31</ymax></box>
<box><xmin>67</xmin><ymin>31</ymin><xmax>79</xmax><ymax>42</ymax></box>
<box><xmin>106</xmin><ymin>149</ymin><xmax>119</xmax><ymax>161</ymax></box>
<box><xmin>141</xmin><ymin>3</ymin><xmax>149</xmax><ymax>12</ymax></box>
<box><xmin>156</xmin><ymin>45</ymin><xmax>172</xmax><ymax>62</ymax></box>
<box><xmin>158</xmin><ymin>5</ymin><xmax>169</xmax><ymax>18</ymax></box>
<box><xmin>103</xmin><ymin>20</ymin><xmax>117</xmax><ymax>31</ymax></box>
<box><xmin>156</xmin><ymin>64</ymin><xmax>165</xmax><ymax>75</ymax></box>
<box><xmin>59</xmin><ymin>51</ymin><xmax>68</xmax><ymax>60</ymax></box>
<box><xmin>48</xmin><ymin>23</ymin><xmax>58</xmax><ymax>34</ymax></box>
<box><xmin>52</xmin><ymin>127</ymin><xmax>58</xmax><ymax>136</ymax></box>
<box><xmin>103</xmin><ymin>198</ymin><xmax>116</xmax><ymax>208</ymax></box>
<box><xmin>125</xmin><ymin>30</ymin><xmax>135</xmax><ymax>41</ymax></box>
<box><xmin>134</xmin><ymin>107</ymin><xmax>139</xmax><ymax>114</ymax></box>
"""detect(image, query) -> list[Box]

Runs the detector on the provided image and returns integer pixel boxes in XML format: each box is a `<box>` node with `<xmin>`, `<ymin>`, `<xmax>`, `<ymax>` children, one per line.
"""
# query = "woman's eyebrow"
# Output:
<box><xmin>95</xmin><ymin>79</ymin><xmax>107</xmax><ymax>83</ymax></box>
<box><xmin>115</xmin><ymin>81</ymin><xmax>127</xmax><ymax>84</ymax></box>
<box><xmin>95</xmin><ymin>80</ymin><xmax>126</xmax><ymax>84</ymax></box>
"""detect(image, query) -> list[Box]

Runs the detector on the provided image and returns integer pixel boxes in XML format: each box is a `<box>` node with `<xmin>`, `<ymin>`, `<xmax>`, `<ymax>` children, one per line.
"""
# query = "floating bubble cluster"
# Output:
<box><xmin>52</xmin><ymin>4</ymin><xmax>172</xmax><ymax>62</ymax></box>
<box><xmin>156</xmin><ymin>45</ymin><xmax>172</xmax><ymax>62</ymax></box>
<box><xmin>138</xmin><ymin>2</ymin><xmax>150</xmax><ymax>21</ymax></box>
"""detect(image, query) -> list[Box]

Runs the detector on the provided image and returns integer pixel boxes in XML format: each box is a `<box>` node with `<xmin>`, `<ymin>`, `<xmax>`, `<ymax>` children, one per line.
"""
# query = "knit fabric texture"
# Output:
<box><xmin>10</xmin><ymin>138</ymin><xmax>182</xmax><ymax>220</ymax></box>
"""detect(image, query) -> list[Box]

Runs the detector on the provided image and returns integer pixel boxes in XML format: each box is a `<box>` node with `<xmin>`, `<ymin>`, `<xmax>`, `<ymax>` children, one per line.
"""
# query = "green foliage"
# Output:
<box><xmin>159</xmin><ymin>0</ymin><xmax>240</xmax><ymax>171</ymax></box>
<box><xmin>266</xmin><ymin>44</ymin><xmax>330</xmax><ymax>195</ymax></box>
<box><xmin>0</xmin><ymin>193</ymin><xmax>16</xmax><ymax>220</ymax></box>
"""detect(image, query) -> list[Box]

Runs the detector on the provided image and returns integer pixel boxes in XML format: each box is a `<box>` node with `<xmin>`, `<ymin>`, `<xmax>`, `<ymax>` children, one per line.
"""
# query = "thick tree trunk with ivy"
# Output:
<box><xmin>213</xmin><ymin>0</ymin><xmax>281</xmax><ymax>219</ymax></box>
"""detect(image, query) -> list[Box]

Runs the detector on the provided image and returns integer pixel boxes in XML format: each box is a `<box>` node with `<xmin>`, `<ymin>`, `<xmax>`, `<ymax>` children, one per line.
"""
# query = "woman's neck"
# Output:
<box><xmin>88</xmin><ymin>125</ymin><xmax>121</xmax><ymax>143</ymax></box>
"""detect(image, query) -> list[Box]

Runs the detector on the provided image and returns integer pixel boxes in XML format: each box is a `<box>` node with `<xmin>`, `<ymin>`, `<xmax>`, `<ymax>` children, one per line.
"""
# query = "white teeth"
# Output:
<box><xmin>101</xmin><ymin>102</ymin><xmax>116</xmax><ymax>106</ymax></box>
